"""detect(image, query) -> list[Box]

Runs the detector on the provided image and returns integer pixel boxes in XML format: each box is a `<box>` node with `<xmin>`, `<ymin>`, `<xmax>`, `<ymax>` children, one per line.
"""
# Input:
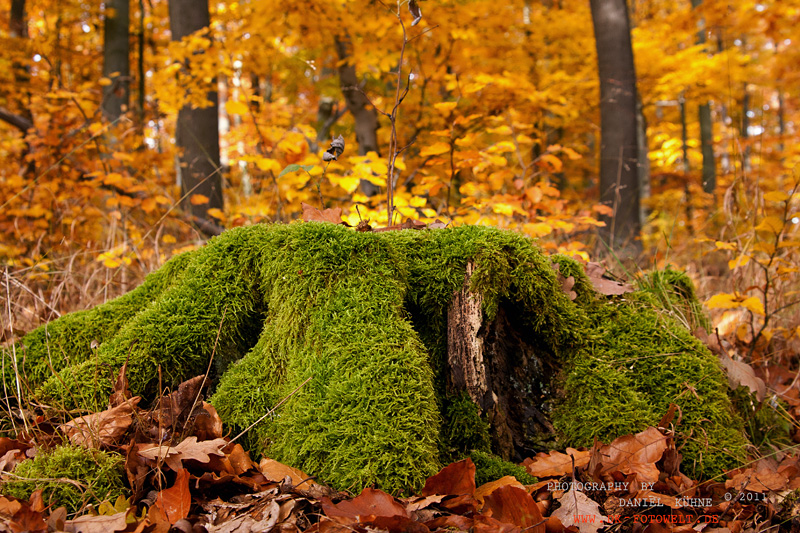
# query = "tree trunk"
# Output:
<box><xmin>590</xmin><ymin>0</ymin><xmax>641</xmax><ymax>255</ymax></box>
<box><xmin>447</xmin><ymin>263</ymin><xmax>556</xmax><ymax>461</ymax></box>
<box><xmin>334</xmin><ymin>34</ymin><xmax>380</xmax><ymax>197</ymax></box>
<box><xmin>690</xmin><ymin>0</ymin><xmax>716</xmax><ymax>195</ymax></box>
<box><xmin>102</xmin><ymin>0</ymin><xmax>130</xmax><ymax>121</ymax></box>
<box><xmin>168</xmin><ymin>0</ymin><xmax>223</xmax><ymax>235</ymax></box>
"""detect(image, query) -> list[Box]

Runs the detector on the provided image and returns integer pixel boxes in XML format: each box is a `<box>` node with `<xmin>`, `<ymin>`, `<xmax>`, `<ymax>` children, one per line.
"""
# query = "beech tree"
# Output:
<box><xmin>590</xmin><ymin>0</ymin><xmax>641</xmax><ymax>254</ymax></box>
<box><xmin>102</xmin><ymin>0</ymin><xmax>129</xmax><ymax>120</ymax></box>
<box><xmin>168</xmin><ymin>0</ymin><xmax>223</xmax><ymax>235</ymax></box>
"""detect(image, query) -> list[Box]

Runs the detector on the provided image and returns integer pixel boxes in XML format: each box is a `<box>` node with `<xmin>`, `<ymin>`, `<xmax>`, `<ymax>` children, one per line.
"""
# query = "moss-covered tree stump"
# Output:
<box><xmin>2</xmin><ymin>223</ymin><xmax>748</xmax><ymax>492</ymax></box>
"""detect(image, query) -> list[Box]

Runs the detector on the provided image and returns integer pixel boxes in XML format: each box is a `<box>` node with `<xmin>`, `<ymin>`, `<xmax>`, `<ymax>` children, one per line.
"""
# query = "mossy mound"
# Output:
<box><xmin>2</xmin><ymin>445</ymin><xmax>126</xmax><ymax>513</ymax></box>
<box><xmin>3</xmin><ymin>223</ymin><xmax>748</xmax><ymax>492</ymax></box>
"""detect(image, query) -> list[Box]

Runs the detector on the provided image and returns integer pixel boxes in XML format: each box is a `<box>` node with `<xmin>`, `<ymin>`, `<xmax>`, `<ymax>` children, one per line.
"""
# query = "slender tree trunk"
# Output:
<box><xmin>589</xmin><ymin>0</ymin><xmax>641</xmax><ymax>255</ymax></box>
<box><xmin>334</xmin><ymin>34</ymin><xmax>380</xmax><ymax>197</ymax></box>
<box><xmin>690</xmin><ymin>0</ymin><xmax>716</xmax><ymax>195</ymax></box>
<box><xmin>680</xmin><ymin>94</ymin><xmax>694</xmax><ymax>236</ymax></box>
<box><xmin>102</xmin><ymin>0</ymin><xmax>130</xmax><ymax>120</ymax></box>
<box><xmin>136</xmin><ymin>0</ymin><xmax>145</xmax><ymax>127</ymax></box>
<box><xmin>741</xmin><ymin>85</ymin><xmax>751</xmax><ymax>173</ymax></box>
<box><xmin>636</xmin><ymin>96</ymin><xmax>650</xmax><ymax>224</ymax></box>
<box><xmin>168</xmin><ymin>0</ymin><xmax>223</xmax><ymax>235</ymax></box>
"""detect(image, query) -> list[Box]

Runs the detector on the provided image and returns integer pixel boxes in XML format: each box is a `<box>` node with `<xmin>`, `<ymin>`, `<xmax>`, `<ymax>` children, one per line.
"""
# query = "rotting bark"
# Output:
<box><xmin>447</xmin><ymin>263</ymin><xmax>557</xmax><ymax>462</ymax></box>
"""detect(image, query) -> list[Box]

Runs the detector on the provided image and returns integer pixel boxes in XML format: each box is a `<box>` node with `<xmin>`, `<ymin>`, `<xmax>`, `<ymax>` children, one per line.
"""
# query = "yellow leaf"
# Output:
<box><xmin>190</xmin><ymin>194</ymin><xmax>209</xmax><ymax>205</ymax></box>
<box><xmin>562</xmin><ymin>147</ymin><xmax>582</xmax><ymax>160</ymax></box>
<box><xmin>434</xmin><ymin>102</ymin><xmax>457</xmax><ymax>114</ymax></box>
<box><xmin>714</xmin><ymin>241</ymin><xmax>737</xmax><ymax>251</ymax></box>
<box><xmin>419</xmin><ymin>142</ymin><xmax>451</xmax><ymax>157</ymax></box>
<box><xmin>140</xmin><ymin>197</ymin><xmax>157</xmax><ymax>213</ymax></box>
<box><xmin>740</xmin><ymin>297</ymin><xmax>765</xmax><ymax>316</ymax></box>
<box><xmin>207</xmin><ymin>208</ymin><xmax>225</xmax><ymax>220</ymax></box>
<box><xmin>330</xmin><ymin>175</ymin><xmax>360</xmax><ymax>194</ymax></box>
<box><xmin>162</xmin><ymin>234</ymin><xmax>177</xmax><ymax>244</ymax></box>
<box><xmin>728</xmin><ymin>255</ymin><xmax>750</xmax><ymax>269</ymax></box>
<box><xmin>255</xmin><ymin>157</ymin><xmax>281</xmax><ymax>173</ymax></box>
<box><xmin>763</xmin><ymin>190</ymin><xmax>789</xmax><ymax>202</ymax></box>
<box><xmin>155</xmin><ymin>195</ymin><xmax>172</xmax><ymax>206</ymax></box>
<box><xmin>103</xmin><ymin>172</ymin><xmax>124</xmax><ymax>185</ymax></box>
<box><xmin>99</xmin><ymin>77</ymin><xmax>112</xmax><ymax>86</ymax></box>
<box><xmin>754</xmin><ymin>216</ymin><xmax>784</xmax><ymax>234</ymax></box>
<box><xmin>752</xmin><ymin>242</ymin><xmax>775</xmax><ymax>255</ymax></box>
<box><xmin>88</xmin><ymin>122</ymin><xmax>105</xmax><ymax>136</ymax></box>
<box><xmin>524</xmin><ymin>222</ymin><xmax>553</xmax><ymax>237</ymax></box>
<box><xmin>225</xmin><ymin>100</ymin><xmax>249</xmax><ymax>116</ymax></box>
<box><xmin>492</xmin><ymin>203</ymin><xmax>514</xmax><ymax>216</ymax></box>
<box><xmin>537</xmin><ymin>154</ymin><xmax>563</xmax><ymax>172</ymax></box>
<box><xmin>706</xmin><ymin>293</ymin><xmax>740</xmax><ymax>309</ymax></box>
<box><xmin>409</xmin><ymin>196</ymin><xmax>427</xmax><ymax>208</ymax></box>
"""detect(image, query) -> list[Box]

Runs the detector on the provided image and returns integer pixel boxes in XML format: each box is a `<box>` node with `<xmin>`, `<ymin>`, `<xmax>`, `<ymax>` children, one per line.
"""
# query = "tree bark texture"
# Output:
<box><xmin>447</xmin><ymin>263</ymin><xmax>556</xmax><ymax>461</ymax></box>
<box><xmin>690</xmin><ymin>0</ymin><xmax>717</xmax><ymax>195</ymax></box>
<box><xmin>168</xmin><ymin>0</ymin><xmax>223</xmax><ymax>234</ymax></box>
<box><xmin>334</xmin><ymin>34</ymin><xmax>380</xmax><ymax>197</ymax></box>
<box><xmin>590</xmin><ymin>0</ymin><xmax>641</xmax><ymax>254</ymax></box>
<box><xmin>102</xmin><ymin>0</ymin><xmax>130</xmax><ymax>120</ymax></box>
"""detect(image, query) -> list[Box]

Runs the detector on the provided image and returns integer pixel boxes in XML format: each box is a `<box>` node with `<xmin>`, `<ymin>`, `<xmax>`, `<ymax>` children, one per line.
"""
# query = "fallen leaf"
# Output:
<box><xmin>155</xmin><ymin>468</ymin><xmax>191</xmax><ymax>524</ymax></box>
<box><xmin>258</xmin><ymin>457</ymin><xmax>316</xmax><ymax>489</ymax></box>
<box><xmin>301</xmin><ymin>203</ymin><xmax>344</xmax><ymax>224</ymax></box>
<box><xmin>322</xmin><ymin>488</ymin><xmax>407</xmax><ymax>520</ymax></box>
<box><xmin>584</xmin><ymin>262</ymin><xmax>633</xmax><ymax>296</ymax></box>
<box><xmin>717</xmin><ymin>354</ymin><xmax>766</xmax><ymax>401</ymax></box>
<box><xmin>588</xmin><ymin>427</ymin><xmax>668</xmax><ymax>483</ymax></box>
<box><xmin>59</xmin><ymin>397</ymin><xmax>140</xmax><ymax>447</ymax></box>
<box><xmin>552</xmin><ymin>486</ymin><xmax>608</xmax><ymax>533</ymax></box>
<box><xmin>474</xmin><ymin>476</ymin><xmax>525</xmax><ymax>507</ymax></box>
<box><xmin>524</xmin><ymin>449</ymin><xmax>591</xmax><ymax>478</ymax></box>
<box><xmin>482</xmin><ymin>485</ymin><xmax>545</xmax><ymax>532</ymax></box>
<box><xmin>64</xmin><ymin>511</ymin><xmax>129</xmax><ymax>533</ymax></box>
<box><xmin>421</xmin><ymin>458</ymin><xmax>476</xmax><ymax>497</ymax></box>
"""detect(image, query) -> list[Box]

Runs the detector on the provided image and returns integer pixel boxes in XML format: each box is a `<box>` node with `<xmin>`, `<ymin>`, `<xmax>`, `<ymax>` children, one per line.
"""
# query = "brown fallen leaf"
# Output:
<box><xmin>585</xmin><ymin>262</ymin><xmax>633</xmax><ymax>296</ymax></box>
<box><xmin>322</xmin><ymin>487</ymin><xmax>407</xmax><ymax>521</ymax></box>
<box><xmin>59</xmin><ymin>397</ymin><xmax>140</xmax><ymax>448</ymax></box>
<box><xmin>301</xmin><ymin>203</ymin><xmax>344</xmax><ymax>224</ymax></box>
<box><xmin>551</xmin><ymin>486</ymin><xmax>608</xmax><ymax>533</ymax></box>
<box><xmin>155</xmin><ymin>468</ymin><xmax>191</xmax><ymax>525</ymax></box>
<box><xmin>421</xmin><ymin>458</ymin><xmax>476</xmax><ymax>497</ymax></box>
<box><xmin>717</xmin><ymin>354</ymin><xmax>766</xmax><ymax>401</ymax></box>
<box><xmin>482</xmin><ymin>485</ymin><xmax>545</xmax><ymax>532</ymax></box>
<box><xmin>64</xmin><ymin>510</ymin><xmax>130</xmax><ymax>533</ymax></box>
<box><xmin>524</xmin><ymin>448</ymin><xmax>591</xmax><ymax>478</ymax></box>
<box><xmin>474</xmin><ymin>476</ymin><xmax>525</xmax><ymax>507</ymax></box>
<box><xmin>138</xmin><ymin>436</ymin><xmax>227</xmax><ymax>471</ymax></box>
<box><xmin>588</xmin><ymin>427</ymin><xmax>668</xmax><ymax>484</ymax></box>
<box><xmin>258</xmin><ymin>457</ymin><xmax>317</xmax><ymax>489</ymax></box>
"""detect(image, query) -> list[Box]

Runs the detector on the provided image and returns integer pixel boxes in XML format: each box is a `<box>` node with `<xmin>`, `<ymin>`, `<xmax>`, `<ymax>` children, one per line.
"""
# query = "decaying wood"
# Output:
<box><xmin>447</xmin><ymin>262</ymin><xmax>557</xmax><ymax>462</ymax></box>
<box><xmin>446</xmin><ymin>262</ymin><xmax>488</xmax><ymax>404</ymax></box>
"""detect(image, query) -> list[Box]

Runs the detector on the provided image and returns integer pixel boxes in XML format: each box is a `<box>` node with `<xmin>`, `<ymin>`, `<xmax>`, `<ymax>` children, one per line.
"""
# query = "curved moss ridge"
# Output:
<box><xmin>5</xmin><ymin>223</ymin><xmax>748</xmax><ymax>490</ymax></box>
<box><xmin>551</xmin><ymin>291</ymin><xmax>747</xmax><ymax>480</ymax></box>
<box><xmin>2</xmin><ymin>445</ymin><xmax>126</xmax><ymax>513</ymax></box>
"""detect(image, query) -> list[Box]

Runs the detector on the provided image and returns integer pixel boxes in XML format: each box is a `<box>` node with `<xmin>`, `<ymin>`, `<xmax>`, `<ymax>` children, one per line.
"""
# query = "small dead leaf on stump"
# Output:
<box><xmin>584</xmin><ymin>262</ymin><xmax>633</xmax><ymax>296</ymax></box>
<box><xmin>259</xmin><ymin>458</ymin><xmax>316</xmax><ymax>489</ymax></box>
<box><xmin>301</xmin><ymin>203</ymin><xmax>345</xmax><ymax>224</ymax></box>
<box><xmin>588</xmin><ymin>427</ymin><xmax>668</xmax><ymax>484</ymax></box>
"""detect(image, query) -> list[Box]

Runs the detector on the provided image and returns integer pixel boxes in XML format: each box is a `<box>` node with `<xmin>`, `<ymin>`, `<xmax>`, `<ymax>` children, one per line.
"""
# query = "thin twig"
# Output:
<box><xmin>230</xmin><ymin>376</ymin><xmax>312</xmax><ymax>444</ymax></box>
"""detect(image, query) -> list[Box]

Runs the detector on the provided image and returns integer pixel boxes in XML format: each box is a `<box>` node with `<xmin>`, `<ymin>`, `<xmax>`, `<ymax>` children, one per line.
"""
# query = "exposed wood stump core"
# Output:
<box><xmin>447</xmin><ymin>262</ymin><xmax>556</xmax><ymax>462</ymax></box>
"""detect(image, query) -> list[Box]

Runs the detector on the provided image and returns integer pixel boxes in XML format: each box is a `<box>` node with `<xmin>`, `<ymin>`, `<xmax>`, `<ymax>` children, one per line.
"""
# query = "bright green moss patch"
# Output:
<box><xmin>470</xmin><ymin>450</ymin><xmax>537</xmax><ymax>486</ymax></box>
<box><xmin>2</xmin><ymin>445</ymin><xmax>126</xmax><ymax>513</ymax></box>
<box><xmin>4</xmin><ymin>223</ymin><xmax>749</xmax><ymax>492</ymax></box>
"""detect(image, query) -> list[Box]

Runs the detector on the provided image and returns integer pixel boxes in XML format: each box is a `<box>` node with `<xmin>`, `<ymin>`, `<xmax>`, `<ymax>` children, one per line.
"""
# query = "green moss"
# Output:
<box><xmin>636</xmin><ymin>267</ymin><xmax>711</xmax><ymax>332</ymax></box>
<box><xmin>2</xmin><ymin>445</ymin><xmax>126</xmax><ymax>513</ymax></box>
<box><xmin>552</xmin><ymin>293</ymin><xmax>748</xmax><ymax>479</ymax></box>
<box><xmin>470</xmin><ymin>450</ymin><xmax>537</xmax><ymax>486</ymax></box>
<box><xmin>6</xmin><ymin>223</ymin><xmax>750</xmax><ymax>491</ymax></box>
